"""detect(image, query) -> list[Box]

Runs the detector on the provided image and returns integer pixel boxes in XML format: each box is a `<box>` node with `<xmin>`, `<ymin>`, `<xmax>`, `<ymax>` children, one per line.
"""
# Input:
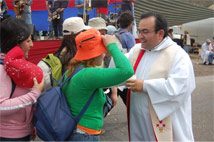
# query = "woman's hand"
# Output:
<box><xmin>102</xmin><ymin>35</ymin><xmax>117</xmax><ymax>47</ymax></box>
<box><xmin>32</xmin><ymin>77</ymin><xmax>44</xmax><ymax>92</ymax></box>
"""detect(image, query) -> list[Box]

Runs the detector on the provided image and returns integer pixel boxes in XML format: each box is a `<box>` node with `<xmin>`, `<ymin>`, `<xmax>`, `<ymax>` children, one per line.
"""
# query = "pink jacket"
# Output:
<box><xmin>0</xmin><ymin>55</ymin><xmax>41</xmax><ymax>138</ymax></box>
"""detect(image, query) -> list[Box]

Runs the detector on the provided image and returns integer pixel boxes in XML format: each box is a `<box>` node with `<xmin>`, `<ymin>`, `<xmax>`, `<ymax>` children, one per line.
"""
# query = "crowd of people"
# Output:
<box><xmin>0</xmin><ymin>0</ymin><xmax>213</xmax><ymax>141</ymax></box>
<box><xmin>0</xmin><ymin>0</ymin><xmax>8</xmax><ymax>19</ymax></box>
<box><xmin>0</xmin><ymin>0</ymin><xmax>137</xmax><ymax>39</ymax></box>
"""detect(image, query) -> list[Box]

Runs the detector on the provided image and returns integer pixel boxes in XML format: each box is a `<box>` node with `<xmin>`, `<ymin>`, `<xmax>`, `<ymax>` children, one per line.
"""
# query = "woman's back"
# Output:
<box><xmin>0</xmin><ymin>61</ymin><xmax>40</xmax><ymax>138</ymax></box>
<box><xmin>62</xmin><ymin>29</ymin><xmax>134</xmax><ymax>137</ymax></box>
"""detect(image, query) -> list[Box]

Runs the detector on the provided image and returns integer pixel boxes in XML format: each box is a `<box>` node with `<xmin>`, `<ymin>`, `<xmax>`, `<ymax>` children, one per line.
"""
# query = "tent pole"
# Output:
<box><xmin>83</xmin><ymin>0</ymin><xmax>87</xmax><ymax>23</ymax></box>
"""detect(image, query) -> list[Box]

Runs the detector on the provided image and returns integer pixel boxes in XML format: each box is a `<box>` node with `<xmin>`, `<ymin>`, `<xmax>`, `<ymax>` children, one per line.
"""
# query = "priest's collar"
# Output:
<box><xmin>144</xmin><ymin>36</ymin><xmax>175</xmax><ymax>52</ymax></box>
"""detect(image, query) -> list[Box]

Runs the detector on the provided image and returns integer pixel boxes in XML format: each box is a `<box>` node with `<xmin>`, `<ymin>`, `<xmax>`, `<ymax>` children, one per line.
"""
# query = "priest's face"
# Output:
<box><xmin>138</xmin><ymin>16</ymin><xmax>164</xmax><ymax>50</ymax></box>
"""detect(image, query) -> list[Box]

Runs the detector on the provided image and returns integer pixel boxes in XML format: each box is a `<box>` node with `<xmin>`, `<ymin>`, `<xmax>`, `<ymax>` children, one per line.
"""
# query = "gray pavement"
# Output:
<box><xmin>192</xmin><ymin>75</ymin><xmax>214</xmax><ymax>141</ymax></box>
<box><xmin>101</xmin><ymin>75</ymin><xmax>214</xmax><ymax>141</ymax></box>
<box><xmin>101</xmin><ymin>98</ymin><xmax>128</xmax><ymax>141</ymax></box>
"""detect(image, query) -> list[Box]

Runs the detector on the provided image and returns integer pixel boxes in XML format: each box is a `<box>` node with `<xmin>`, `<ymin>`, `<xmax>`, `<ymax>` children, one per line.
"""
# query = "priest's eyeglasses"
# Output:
<box><xmin>137</xmin><ymin>29</ymin><xmax>156</xmax><ymax>35</ymax></box>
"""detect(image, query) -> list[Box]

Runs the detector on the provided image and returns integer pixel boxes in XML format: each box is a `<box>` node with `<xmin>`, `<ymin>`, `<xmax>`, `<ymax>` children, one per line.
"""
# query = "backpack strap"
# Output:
<box><xmin>59</xmin><ymin>65</ymin><xmax>97</xmax><ymax>122</ymax></box>
<box><xmin>59</xmin><ymin>65</ymin><xmax>84</xmax><ymax>87</ymax></box>
<box><xmin>0</xmin><ymin>59</ymin><xmax>3</xmax><ymax>65</ymax></box>
<box><xmin>75</xmin><ymin>89</ymin><xmax>97</xmax><ymax>121</ymax></box>
<box><xmin>115</xmin><ymin>32</ymin><xmax>123</xmax><ymax>43</ymax></box>
<box><xmin>10</xmin><ymin>80</ymin><xmax>16</xmax><ymax>98</ymax></box>
<box><xmin>0</xmin><ymin>58</ymin><xmax>16</xmax><ymax>98</ymax></box>
<box><xmin>42</xmin><ymin>59</ymin><xmax>54</xmax><ymax>86</ymax></box>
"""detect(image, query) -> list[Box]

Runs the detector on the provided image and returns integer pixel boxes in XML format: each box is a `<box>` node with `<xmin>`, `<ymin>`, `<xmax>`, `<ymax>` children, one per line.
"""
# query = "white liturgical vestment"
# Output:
<box><xmin>127</xmin><ymin>37</ymin><xmax>195</xmax><ymax>141</ymax></box>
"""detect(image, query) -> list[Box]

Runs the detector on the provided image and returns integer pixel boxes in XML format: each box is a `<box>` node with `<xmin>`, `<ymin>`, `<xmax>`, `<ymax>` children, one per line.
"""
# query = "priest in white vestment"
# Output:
<box><xmin>125</xmin><ymin>12</ymin><xmax>195</xmax><ymax>141</ymax></box>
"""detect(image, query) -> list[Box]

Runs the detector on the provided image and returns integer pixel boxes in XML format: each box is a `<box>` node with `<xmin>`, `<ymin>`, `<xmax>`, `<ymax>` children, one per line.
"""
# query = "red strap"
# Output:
<box><xmin>127</xmin><ymin>49</ymin><xmax>145</xmax><ymax>141</ymax></box>
<box><xmin>133</xmin><ymin>50</ymin><xmax>145</xmax><ymax>72</ymax></box>
<box><xmin>127</xmin><ymin>88</ymin><xmax>131</xmax><ymax>141</ymax></box>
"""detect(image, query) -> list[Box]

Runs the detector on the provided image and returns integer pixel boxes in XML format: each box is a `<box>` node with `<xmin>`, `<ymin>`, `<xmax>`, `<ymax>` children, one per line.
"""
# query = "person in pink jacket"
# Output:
<box><xmin>0</xmin><ymin>17</ymin><xmax>44</xmax><ymax>141</ymax></box>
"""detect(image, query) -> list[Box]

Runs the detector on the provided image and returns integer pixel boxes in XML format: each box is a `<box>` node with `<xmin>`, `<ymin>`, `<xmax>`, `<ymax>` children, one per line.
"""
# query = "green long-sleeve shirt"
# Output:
<box><xmin>62</xmin><ymin>43</ymin><xmax>134</xmax><ymax>130</ymax></box>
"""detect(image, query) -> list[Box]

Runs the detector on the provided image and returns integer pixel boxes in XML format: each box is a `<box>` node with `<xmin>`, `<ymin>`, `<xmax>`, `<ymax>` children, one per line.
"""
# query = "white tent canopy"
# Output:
<box><xmin>181</xmin><ymin>18</ymin><xmax>214</xmax><ymax>44</ymax></box>
<box><xmin>134</xmin><ymin>0</ymin><xmax>214</xmax><ymax>26</ymax></box>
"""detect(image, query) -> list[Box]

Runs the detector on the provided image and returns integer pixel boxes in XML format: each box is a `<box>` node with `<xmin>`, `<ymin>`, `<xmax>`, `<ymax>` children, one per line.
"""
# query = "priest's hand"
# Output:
<box><xmin>126</xmin><ymin>79</ymin><xmax>144</xmax><ymax>92</ymax></box>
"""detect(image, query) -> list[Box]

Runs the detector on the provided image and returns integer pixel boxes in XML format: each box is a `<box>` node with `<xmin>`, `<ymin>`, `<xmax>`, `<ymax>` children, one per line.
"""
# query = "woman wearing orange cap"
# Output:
<box><xmin>62</xmin><ymin>28</ymin><xmax>134</xmax><ymax>141</ymax></box>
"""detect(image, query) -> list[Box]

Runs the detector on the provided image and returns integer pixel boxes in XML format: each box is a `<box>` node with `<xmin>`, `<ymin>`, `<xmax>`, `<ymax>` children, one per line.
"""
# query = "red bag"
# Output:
<box><xmin>4</xmin><ymin>46</ymin><xmax>43</xmax><ymax>88</ymax></box>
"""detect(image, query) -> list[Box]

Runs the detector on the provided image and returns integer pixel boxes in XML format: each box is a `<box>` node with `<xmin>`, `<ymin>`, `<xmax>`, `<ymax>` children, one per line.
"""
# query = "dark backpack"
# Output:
<box><xmin>0</xmin><ymin>59</ymin><xmax>3</xmax><ymax>65</ymax></box>
<box><xmin>34</xmin><ymin>66</ymin><xmax>97</xmax><ymax>141</ymax></box>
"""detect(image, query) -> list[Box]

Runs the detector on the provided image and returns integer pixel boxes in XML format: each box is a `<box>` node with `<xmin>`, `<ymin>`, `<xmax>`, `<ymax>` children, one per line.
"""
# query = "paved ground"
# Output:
<box><xmin>189</xmin><ymin>53</ymin><xmax>214</xmax><ymax>77</ymax></box>
<box><xmin>100</xmin><ymin>98</ymin><xmax>128</xmax><ymax>141</ymax></box>
<box><xmin>192</xmin><ymin>75</ymin><xmax>214</xmax><ymax>141</ymax></box>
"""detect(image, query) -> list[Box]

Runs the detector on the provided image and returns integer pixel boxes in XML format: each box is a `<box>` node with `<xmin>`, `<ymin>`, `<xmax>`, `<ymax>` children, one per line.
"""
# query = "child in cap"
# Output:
<box><xmin>56</xmin><ymin>16</ymin><xmax>90</xmax><ymax>69</ymax></box>
<box><xmin>38</xmin><ymin>17</ymin><xmax>90</xmax><ymax>89</ymax></box>
<box><xmin>62</xmin><ymin>28</ymin><xmax>134</xmax><ymax>141</ymax></box>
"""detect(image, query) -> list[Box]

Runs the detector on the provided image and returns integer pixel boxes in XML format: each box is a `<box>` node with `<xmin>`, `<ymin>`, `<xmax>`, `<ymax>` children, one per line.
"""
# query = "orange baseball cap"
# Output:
<box><xmin>74</xmin><ymin>28</ymin><xmax>107</xmax><ymax>60</ymax></box>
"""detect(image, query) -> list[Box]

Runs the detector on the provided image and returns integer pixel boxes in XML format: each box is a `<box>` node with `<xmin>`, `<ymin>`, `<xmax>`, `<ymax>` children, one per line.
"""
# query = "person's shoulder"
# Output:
<box><xmin>122</xmin><ymin>31</ymin><xmax>135</xmax><ymax>40</ymax></box>
<box><xmin>170</xmin><ymin>43</ymin><xmax>184</xmax><ymax>51</ymax></box>
<box><xmin>37</xmin><ymin>60</ymin><xmax>51</xmax><ymax>72</ymax></box>
<box><xmin>131</xmin><ymin>43</ymin><xmax>141</xmax><ymax>51</ymax></box>
<box><xmin>124</xmin><ymin>31</ymin><xmax>134</xmax><ymax>36</ymax></box>
<box><xmin>173</xmin><ymin>44</ymin><xmax>191</xmax><ymax>60</ymax></box>
<box><xmin>166</xmin><ymin>43</ymin><xmax>185</xmax><ymax>57</ymax></box>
